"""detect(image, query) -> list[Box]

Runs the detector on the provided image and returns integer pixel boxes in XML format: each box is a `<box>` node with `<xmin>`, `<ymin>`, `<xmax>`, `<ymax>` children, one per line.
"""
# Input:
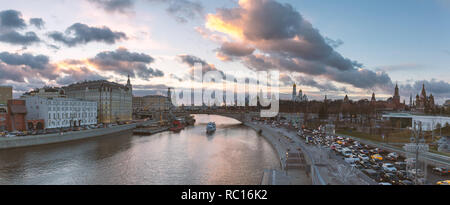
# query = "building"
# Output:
<box><xmin>0</xmin><ymin>104</ymin><xmax>7</xmax><ymax>131</ymax></box>
<box><xmin>24</xmin><ymin>96</ymin><xmax>97</xmax><ymax>129</ymax></box>
<box><xmin>0</xmin><ymin>86</ymin><xmax>12</xmax><ymax>105</ymax></box>
<box><xmin>6</xmin><ymin>99</ymin><xmax>27</xmax><ymax>131</ymax></box>
<box><xmin>64</xmin><ymin>77</ymin><xmax>132</xmax><ymax>124</ymax></box>
<box><xmin>22</xmin><ymin>87</ymin><xmax>66</xmax><ymax>98</ymax></box>
<box><xmin>445</xmin><ymin>100</ymin><xmax>450</xmax><ymax>109</ymax></box>
<box><xmin>393</xmin><ymin>83</ymin><xmax>401</xmax><ymax>107</ymax></box>
<box><xmin>382</xmin><ymin>113</ymin><xmax>450</xmax><ymax>131</ymax></box>
<box><xmin>291</xmin><ymin>83</ymin><xmax>308</xmax><ymax>102</ymax></box>
<box><xmin>133</xmin><ymin>95</ymin><xmax>171</xmax><ymax>112</ymax></box>
<box><xmin>414</xmin><ymin>83</ymin><xmax>435</xmax><ymax>112</ymax></box>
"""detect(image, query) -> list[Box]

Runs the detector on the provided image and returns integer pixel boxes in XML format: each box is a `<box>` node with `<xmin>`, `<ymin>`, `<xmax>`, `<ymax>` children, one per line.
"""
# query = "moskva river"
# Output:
<box><xmin>0</xmin><ymin>115</ymin><xmax>279</xmax><ymax>185</ymax></box>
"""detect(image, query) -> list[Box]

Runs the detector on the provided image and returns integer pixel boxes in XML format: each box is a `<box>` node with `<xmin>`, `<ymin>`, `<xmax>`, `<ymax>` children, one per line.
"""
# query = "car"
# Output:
<box><xmin>358</xmin><ymin>160</ymin><xmax>371</xmax><ymax>169</ymax></box>
<box><xmin>378</xmin><ymin>182</ymin><xmax>392</xmax><ymax>185</ymax></box>
<box><xmin>380</xmin><ymin>173</ymin><xmax>400</xmax><ymax>185</ymax></box>
<box><xmin>345</xmin><ymin>156</ymin><xmax>360</xmax><ymax>164</ymax></box>
<box><xmin>371</xmin><ymin>154</ymin><xmax>383</xmax><ymax>161</ymax></box>
<box><xmin>358</xmin><ymin>154</ymin><xmax>370</xmax><ymax>161</ymax></box>
<box><xmin>436</xmin><ymin>180</ymin><xmax>450</xmax><ymax>185</ymax></box>
<box><xmin>359</xmin><ymin>149</ymin><xmax>369</xmax><ymax>155</ymax></box>
<box><xmin>394</xmin><ymin>162</ymin><xmax>407</xmax><ymax>170</ymax></box>
<box><xmin>396</xmin><ymin>170</ymin><xmax>408</xmax><ymax>180</ymax></box>
<box><xmin>386</xmin><ymin>152</ymin><xmax>399</xmax><ymax>161</ymax></box>
<box><xmin>432</xmin><ymin>167</ymin><xmax>449</xmax><ymax>176</ymax></box>
<box><xmin>362</xmin><ymin>169</ymin><xmax>380</xmax><ymax>179</ymax></box>
<box><xmin>398</xmin><ymin>180</ymin><xmax>413</xmax><ymax>185</ymax></box>
<box><xmin>341</xmin><ymin>148</ymin><xmax>352</xmax><ymax>157</ymax></box>
<box><xmin>382</xmin><ymin>163</ymin><xmax>397</xmax><ymax>172</ymax></box>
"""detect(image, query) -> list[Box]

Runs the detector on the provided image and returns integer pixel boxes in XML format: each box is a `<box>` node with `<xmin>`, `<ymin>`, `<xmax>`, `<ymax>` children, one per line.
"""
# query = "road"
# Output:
<box><xmin>250</xmin><ymin>122</ymin><xmax>377</xmax><ymax>185</ymax></box>
<box><xmin>338</xmin><ymin>134</ymin><xmax>450</xmax><ymax>167</ymax></box>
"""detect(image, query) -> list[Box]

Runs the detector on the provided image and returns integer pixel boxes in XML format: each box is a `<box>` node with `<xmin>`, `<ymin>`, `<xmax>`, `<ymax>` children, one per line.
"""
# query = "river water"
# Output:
<box><xmin>0</xmin><ymin>115</ymin><xmax>279</xmax><ymax>185</ymax></box>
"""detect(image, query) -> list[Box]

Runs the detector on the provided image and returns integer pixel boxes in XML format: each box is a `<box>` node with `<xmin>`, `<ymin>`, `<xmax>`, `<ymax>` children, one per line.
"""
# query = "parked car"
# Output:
<box><xmin>382</xmin><ymin>163</ymin><xmax>397</xmax><ymax>172</ymax></box>
<box><xmin>359</xmin><ymin>149</ymin><xmax>369</xmax><ymax>155</ymax></box>
<box><xmin>362</xmin><ymin>169</ymin><xmax>380</xmax><ymax>179</ymax></box>
<box><xmin>380</xmin><ymin>173</ymin><xmax>400</xmax><ymax>185</ymax></box>
<box><xmin>394</xmin><ymin>162</ymin><xmax>407</xmax><ymax>170</ymax></box>
<box><xmin>378</xmin><ymin>182</ymin><xmax>392</xmax><ymax>185</ymax></box>
<box><xmin>436</xmin><ymin>180</ymin><xmax>450</xmax><ymax>185</ymax></box>
<box><xmin>371</xmin><ymin>154</ymin><xmax>383</xmax><ymax>161</ymax></box>
<box><xmin>345</xmin><ymin>156</ymin><xmax>360</xmax><ymax>164</ymax></box>
<box><xmin>358</xmin><ymin>154</ymin><xmax>370</xmax><ymax>161</ymax></box>
<box><xmin>398</xmin><ymin>180</ymin><xmax>413</xmax><ymax>185</ymax></box>
<box><xmin>341</xmin><ymin>148</ymin><xmax>352</xmax><ymax>157</ymax></box>
<box><xmin>432</xmin><ymin>167</ymin><xmax>449</xmax><ymax>176</ymax></box>
<box><xmin>386</xmin><ymin>152</ymin><xmax>399</xmax><ymax>161</ymax></box>
<box><xmin>396</xmin><ymin>170</ymin><xmax>408</xmax><ymax>180</ymax></box>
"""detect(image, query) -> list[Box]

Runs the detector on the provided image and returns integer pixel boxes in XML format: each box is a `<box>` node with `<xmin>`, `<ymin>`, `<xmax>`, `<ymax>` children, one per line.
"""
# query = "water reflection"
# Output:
<box><xmin>0</xmin><ymin>115</ymin><xmax>279</xmax><ymax>185</ymax></box>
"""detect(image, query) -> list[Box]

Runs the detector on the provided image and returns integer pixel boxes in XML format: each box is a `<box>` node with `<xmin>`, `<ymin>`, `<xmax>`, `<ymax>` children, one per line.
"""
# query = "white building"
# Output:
<box><xmin>291</xmin><ymin>83</ymin><xmax>308</xmax><ymax>102</ymax></box>
<box><xmin>24</xmin><ymin>96</ymin><xmax>97</xmax><ymax>129</ymax></box>
<box><xmin>382</xmin><ymin>113</ymin><xmax>450</xmax><ymax>131</ymax></box>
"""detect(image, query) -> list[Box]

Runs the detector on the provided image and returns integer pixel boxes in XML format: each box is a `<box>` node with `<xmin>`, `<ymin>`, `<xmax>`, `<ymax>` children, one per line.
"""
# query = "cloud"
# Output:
<box><xmin>399</xmin><ymin>79</ymin><xmax>450</xmax><ymax>102</ymax></box>
<box><xmin>0</xmin><ymin>52</ymin><xmax>59</xmax><ymax>80</ymax></box>
<box><xmin>204</xmin><ymin>0</ymin><xmax>391</xmax><ymax>90</ymax></box>
<box><xmin>88</xmin><ymin>0</ymin><xmax>134</xmax><ymax>13</ymax></box>
<box><xmin>88</xmin><ymin>48</ymin><xmax>164</xmax><ymax>79</ymax></box>
<box><xmin>29</xmin><ymin>18</ymin><xmax>45</xmax><ymax>29</ymax></box>
<box><xmin>147</xmin><ymin>0</ymin><xmax>204</xmax><ymax>23</ymax></box>
<box><xmin>177</xmin><ymin>54</ymin><xmax>226</xmax><ymax>80</ymax></box>
<box><xmin>49</xmin><ymin>23</ymin><xmax>127</xmax><ymax>47</ymax></box>
<box><xmin>0</xmin><ymin>52</ymin><xmax>49</xmax><ymax>69</ymax></box>
<box><xmin>0</xmin><ymin>31</ymin><xmax>40</xmax><ymax>45</ymax></box>
<box><xmin>0</xmin><ymin>10</ymin><xmax>26</xmax><ymax>29</ymax></box>
<box><xmin>216</xmin><ymin>41</ymin><xmax>255</xmax><ymax>61</ymax></box>
<box><xmin>56</xmin><ymin>67</ymin><xmax>106</xmax><ymax>85</ymax></box>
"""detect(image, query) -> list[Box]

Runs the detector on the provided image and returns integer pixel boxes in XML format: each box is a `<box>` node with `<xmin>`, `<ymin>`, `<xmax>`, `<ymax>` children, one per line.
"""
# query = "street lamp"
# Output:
<box><xmin>403</xmin><ymin>121</ymin><xmax>428</xmax><ymax>185</ymax></box>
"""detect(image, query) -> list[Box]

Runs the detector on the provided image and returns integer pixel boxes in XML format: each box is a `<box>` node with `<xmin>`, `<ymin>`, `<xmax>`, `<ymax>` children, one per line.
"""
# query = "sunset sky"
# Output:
<box><xmin>0</xmin><ymin>0</ymin><xmax>449</xmax><ymax>103</ymax></box>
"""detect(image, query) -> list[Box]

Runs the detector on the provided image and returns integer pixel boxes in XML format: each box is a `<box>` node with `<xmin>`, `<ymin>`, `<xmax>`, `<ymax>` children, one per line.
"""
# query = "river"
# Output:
<box><xmin>0</xmin><ymin>115</ymin><xmax>280</xmax><ymax>185</ymax></box>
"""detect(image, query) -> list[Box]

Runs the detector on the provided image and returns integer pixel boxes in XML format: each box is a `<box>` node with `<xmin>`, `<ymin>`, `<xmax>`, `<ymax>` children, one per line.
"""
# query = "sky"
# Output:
<box><xmin>0</xmin><ymin>0</ymin><xmax>449</xmax><ymax>104</ymax></box>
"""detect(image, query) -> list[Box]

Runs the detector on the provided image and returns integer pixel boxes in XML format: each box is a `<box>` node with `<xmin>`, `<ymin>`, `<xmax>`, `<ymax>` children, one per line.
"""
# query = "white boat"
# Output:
<box><xmin>206</xmin><ymin>122</ymin><xmax>216</xmax><ymax>134</ymax></box>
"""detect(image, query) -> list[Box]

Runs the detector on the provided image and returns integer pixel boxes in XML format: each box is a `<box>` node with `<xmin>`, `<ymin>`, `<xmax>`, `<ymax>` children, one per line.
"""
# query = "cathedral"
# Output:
<box><xmin>292</xmin><ymin>83</ymin><xmax>308</xmax><ymax>102</ymax></box>
<box><xmin>413</xmin><ymin>84</ymin><xmax>435</xmax><ymax>112</ymax></box>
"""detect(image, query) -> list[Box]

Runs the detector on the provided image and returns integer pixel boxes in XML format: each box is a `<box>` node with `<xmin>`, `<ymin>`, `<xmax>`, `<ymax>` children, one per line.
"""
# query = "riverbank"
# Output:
<box><xmin>244</xmin><ymin>122</ymin><xmax>311</xmax><ymax>185</ymax></box>
<box><xmin>0</xmin><ymin>124</ymin><xmax>136</xmax><ymax>150</ymax></box>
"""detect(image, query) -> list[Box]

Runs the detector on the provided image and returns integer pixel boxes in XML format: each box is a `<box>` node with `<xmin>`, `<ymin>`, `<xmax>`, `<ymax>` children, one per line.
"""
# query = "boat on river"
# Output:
<box><xmin>206</xmin><ymin>122</ymin><xmax>216</xmax><ymax>134</ymax></box>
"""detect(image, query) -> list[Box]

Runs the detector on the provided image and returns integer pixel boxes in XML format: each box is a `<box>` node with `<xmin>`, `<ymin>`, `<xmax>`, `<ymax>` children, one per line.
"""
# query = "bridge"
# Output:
<box><xmin>134</xmin><ymin>106</ymin><xmax>263</xmax><ymax>123</ymax></box>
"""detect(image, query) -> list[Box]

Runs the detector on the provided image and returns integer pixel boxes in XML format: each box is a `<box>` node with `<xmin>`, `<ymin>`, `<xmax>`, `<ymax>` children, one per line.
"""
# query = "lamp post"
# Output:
<box><xmin>403</xmin><ymin>121</ymin><xmax>428</xmax><ymax>185</ymax></box>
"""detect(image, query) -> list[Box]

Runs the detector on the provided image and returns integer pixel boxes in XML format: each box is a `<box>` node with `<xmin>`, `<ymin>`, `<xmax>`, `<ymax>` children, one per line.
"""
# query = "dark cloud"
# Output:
<box><xmin>0</xmin><ymin>10</ymin><xmax>26</xmax><ymax>29</ymax></box>
<box><xmin>147</xmin><ymin>0</ymin><xmax>204</xmax><ymax>23</ymax></box>
<box><xmin>88</xmin><ymin>0</ymin><xmax>134</xmax><ymax>13</ymax></box>
<box><xmin>89</xmin><ymin>48</ymin><xmax>164</xmax><ymax>79</ymax></box>
<box><xmin>0</xmin><ymin>31</ymin><xmax>40</xmax><ymax>45</ymax></box>
<box><xmin>217</xmin><ymin>42</ymin><xmax>255</xmax><ymax>61</ymax></box>
<box><xmin>399</xmin><ymin>79</ymin><xmax>450</xmax><ymax>103</ymax></box>
<box><xmin>0</xmin><ymin>52</ymin><xmax>49</xmax><ymax>69</ymax></box>
<box><xmin>56</xmin><ymin>67</ymin><xmax>106</xmax><ymax>85</ymax></box>
<box><xmin>29</xmin><ymin>18</ymin><xmax>45</xmax><ymax>29</ymax></box>
<box><xmin>295</xmin><ymin>76</ymin><xmax>340</xmax><ymax>92</ymax></box>
<box><xmin>206</xmin><ymin>0</ymin><xmax>390</xmax><ymax>90</ymax></box>
<box><xmin>49</xmin><ymin>23</ymin><xmax>127</xmax><ymax>47</ymax></box>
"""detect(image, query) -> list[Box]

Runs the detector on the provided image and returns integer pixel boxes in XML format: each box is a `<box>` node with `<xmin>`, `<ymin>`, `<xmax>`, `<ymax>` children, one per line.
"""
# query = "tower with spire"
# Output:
<box><xmin>292</xmin><ymin>83</ymin><xmax>297</xmax><ymax>101</ymax></box>
<box><xmin>126</xmin><ymin>74</ymin><xmax>132</xmax><ymax>93</ymax></box>
<box><xmin>393</xmin><ymin>83</ymin><xmax>400</xmax><ymax>106</ymax></box>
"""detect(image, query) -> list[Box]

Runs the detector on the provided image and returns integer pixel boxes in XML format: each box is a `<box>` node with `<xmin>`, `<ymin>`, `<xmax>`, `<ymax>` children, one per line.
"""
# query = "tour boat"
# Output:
<box><xmin>206</xmin><ymin>122</ymin><xmax>216</xmax><ymax>134</ymax></box>
<box><xmin>170</xmin><ymin>119</ymin><xmax>185</xmax><ymax>132</ymax></box>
